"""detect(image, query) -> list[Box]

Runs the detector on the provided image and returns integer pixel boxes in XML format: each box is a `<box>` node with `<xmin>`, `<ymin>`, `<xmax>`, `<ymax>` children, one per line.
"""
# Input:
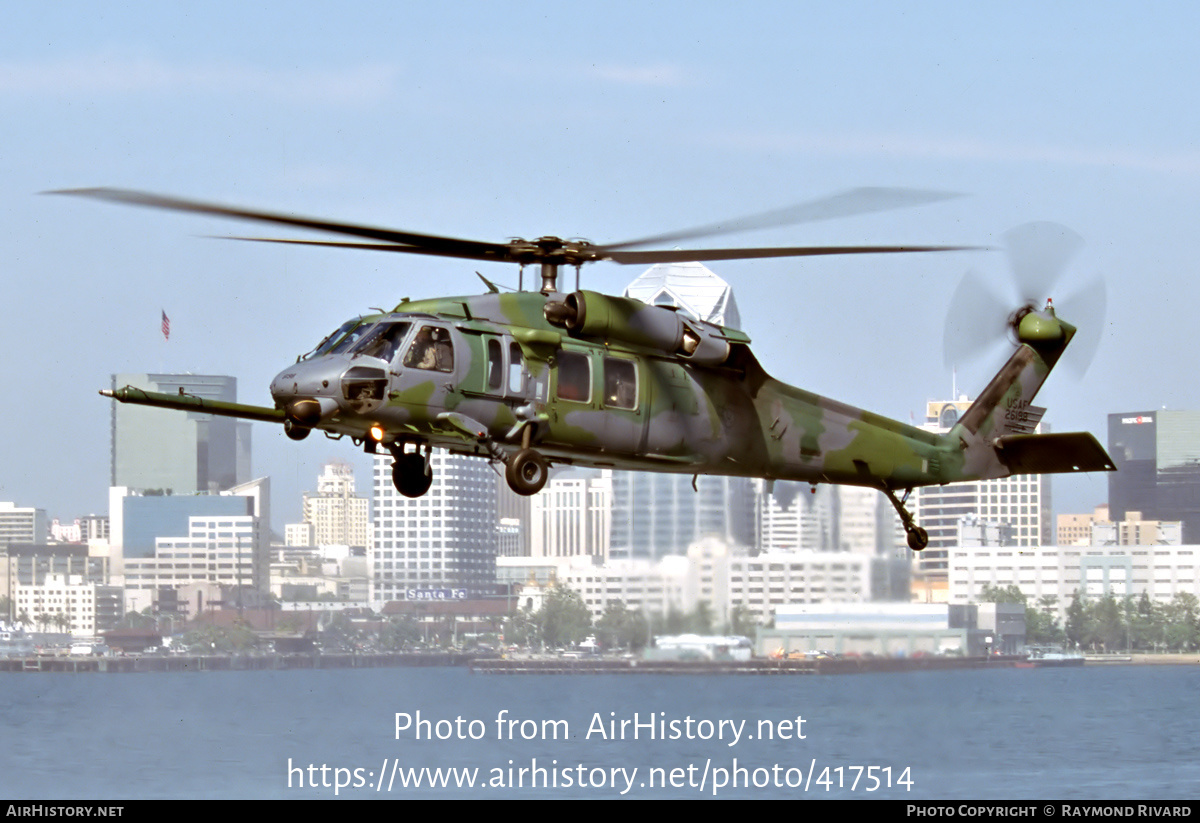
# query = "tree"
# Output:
<box><xmin>1065</xmin><ymin>590</ymin><xmax>1086</xmax><ymax>648</ymax></box>
<box><xmin>1026</xmin><ymin>596</ymin><xmax>1065</xmax><ymax>646</ymax></box>
<box><xmin>378</xmin><ymin>616</ymin><xmax>421</xmax><ymax>651</ymax></box>
<box><xmin>1089</xmin><ymin>593</ymin><xmax>1123</xmax><ymax>652</ymax></box>
<box><xmin>595</xmin><ymin>602</ymin><xmax>633</xmax><ymax>651</ymax></box>
<box><xmin>536</xmin><ymin>585</ymin><xmax>591</xmax><ymax>648</ymax></box>
<box><xmin>503</xmin><ymin>607</ymin><xmax>538</xmax><ymax>648</ymax></box>
<box><xmin>1163</xmin><ymin>593</ymin><xmax>1200</xmax><ymax>651</ymax></box>
<box><xmin>728</xmin><ymin>604</ymin><xmax>759</xmax><ymax>638</ymax></box>
<box><xmin>979</xmin><ymin>584</ymin><xmax>1026</xmax><ymax>605</ymax></box>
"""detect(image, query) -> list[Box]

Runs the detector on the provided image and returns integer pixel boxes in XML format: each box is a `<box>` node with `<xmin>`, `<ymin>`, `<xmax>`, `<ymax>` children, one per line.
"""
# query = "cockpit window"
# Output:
<box><xmin>348</xmin><ymin>322</ymin><xmax>412</xmax><ymax>363</ymax></box>
<box><xmin>403</xmin><ymin>326</ymin><xmax>454</xmax><ymax>372</ymax></box>
<box><xmin>328</xmin><ymin>321</ymin><xmax>376</xmax><ymax>355</ymax></box>
<box><xmin>304</xmin><ymin>319</ymin><xmax>362</xmax><ymax>360</ymax></box>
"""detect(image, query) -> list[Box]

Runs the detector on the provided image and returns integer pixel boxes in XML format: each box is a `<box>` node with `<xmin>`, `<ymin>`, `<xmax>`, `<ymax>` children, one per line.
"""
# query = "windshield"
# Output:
<box><xmin>303</xmin><ymin>319</ymin><xmax>362</xmax><ymax>360</ymax></box>
<box><xmin>348</xmin><ymin>321</ymin><xmax>412</xmax><ymax>362</ymax></box>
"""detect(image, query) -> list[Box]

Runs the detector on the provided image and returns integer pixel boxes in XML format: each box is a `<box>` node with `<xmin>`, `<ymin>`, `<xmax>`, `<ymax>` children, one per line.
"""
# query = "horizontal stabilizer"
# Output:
<box><xmin>994</xmin><ymin>432</ymin><xmax>1116</xmax><ymax>474</ymax></box>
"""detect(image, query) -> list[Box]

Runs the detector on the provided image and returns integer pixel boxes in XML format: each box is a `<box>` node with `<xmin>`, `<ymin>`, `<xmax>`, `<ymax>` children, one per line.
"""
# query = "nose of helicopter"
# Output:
<box><xmin>270</xmin><ymin>357</ymin><xmax>347</xmax><ymax>424</ymax></box>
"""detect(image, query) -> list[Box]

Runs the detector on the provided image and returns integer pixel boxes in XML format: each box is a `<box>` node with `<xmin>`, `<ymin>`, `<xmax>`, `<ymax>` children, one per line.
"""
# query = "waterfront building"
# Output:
<box><xmin>728</xmin><ymin>550</ymin><xmax>909</xmax><ymax>624</ymax></box>
<box><xmin>947</xmin><ymin>541</ymin><xmax>1200</xmax><ymax>624</ymax></box>
<box><xmin>759</xmin><ymin>602</ymin><xmax>1018</xmax><ymax>657</ymax></box>
<box><xmin>13</xmin><ymin>573</ymin><xmax>99</xmax><ymax>636</ymax></box>
<box><xmin>499</xmin><ymin>538</ymin><xmax>908</xmax><ymax>627</ymax></box>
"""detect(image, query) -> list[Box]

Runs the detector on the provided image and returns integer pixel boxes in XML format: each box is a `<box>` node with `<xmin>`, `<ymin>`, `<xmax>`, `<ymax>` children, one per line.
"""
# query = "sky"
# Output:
<box><xmin>4</xmin><ymin>2</ymin><xmax>1200</xmax><ymax>528</ymax></box>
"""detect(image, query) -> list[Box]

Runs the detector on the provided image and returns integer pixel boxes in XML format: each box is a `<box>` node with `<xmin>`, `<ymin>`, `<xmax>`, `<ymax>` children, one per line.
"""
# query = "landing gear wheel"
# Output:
<box><xmin>906</xmin><ymin>526</ymin><xmax>929</xmax><ymax>552</ymax></box>
<box><xmin>505</xmin><ymin>448</ymin><xmax>548</xmax><ymax>496</ymax></box>
<box><xmin>881</xmin><ymin>486</ymin><xmax>928</xmax><ymax>552</ymax></box>
<box><xmin>284</xmin><ymin>420</ymin><xmax>311</xmax><ymax>441</ymax></box>
<box><xmin>392</xmin><ymin>452</ymin><xmax>432</xmax><ymax>498</ymax></box>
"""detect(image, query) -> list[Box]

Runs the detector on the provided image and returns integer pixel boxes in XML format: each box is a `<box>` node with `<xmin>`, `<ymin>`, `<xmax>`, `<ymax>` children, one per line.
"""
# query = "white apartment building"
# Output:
<box><xmin>14</xmin><ymin>573</ymin><xmax>96</xmax><ymax>636</ymax></box>
<box><xmin>948</xmin><ymin>542</ymin><xmax>1200</xmax><ymax>623</ymax></box>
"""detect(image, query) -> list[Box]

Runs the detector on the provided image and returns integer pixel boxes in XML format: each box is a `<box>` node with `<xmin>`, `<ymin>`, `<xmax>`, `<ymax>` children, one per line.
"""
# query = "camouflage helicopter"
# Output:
<box><xmin>60</xmin><ymin>187</ymin><xmax>1115</xmax><ymax>552</ymax></box>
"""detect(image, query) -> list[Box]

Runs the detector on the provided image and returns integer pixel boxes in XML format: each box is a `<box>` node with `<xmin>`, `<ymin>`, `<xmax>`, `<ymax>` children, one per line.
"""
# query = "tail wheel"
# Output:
<box><xmin>906</xmin><ymin>526</ymin><xmax>929</xmax><ymax>552</ymax></box>
<box><xmin>505</xmin><ymin>448</ymin><xmax>548</xmax><ymax>496</ymax></box>
<box><xmin>392</xmin><ymin>452</ymin><xmax>432</xmax><ymax>498</ymax></box>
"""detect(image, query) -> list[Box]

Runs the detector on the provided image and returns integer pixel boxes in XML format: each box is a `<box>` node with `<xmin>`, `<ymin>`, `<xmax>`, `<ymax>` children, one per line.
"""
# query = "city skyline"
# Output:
<box><xmin>4</xmin><ymin>4</ymin><xmax>1194</xmax><ymax>533</ymax></box>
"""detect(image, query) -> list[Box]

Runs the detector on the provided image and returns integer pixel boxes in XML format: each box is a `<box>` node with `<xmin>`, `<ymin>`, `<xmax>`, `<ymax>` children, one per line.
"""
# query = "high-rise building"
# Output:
<box><xmin>910</xmin><ymin>398</ymin><xmax>1051</xmax><ymax>580</ymax></box>
<box><xmin>607</xmin><ymin>262</ymin><xmax>758</xmax><ymax>561</ymax></box>
<box><xmin>0</xmin><ymin>502</ymin><xmax>48</xmax><ymax>550</ymax></box>
<box><xmin>301</xmin><ymin>462</ymin><xmax>370</xmax><ymax>549</ymax></box>
<box><xmin>117</xmin><ymin>478</ymin><xmax>272</xmax><ymax>605</ymax></box>
<box><xmin>529</xmin><ymin>469</ymin><xmax>611</xmax><ymax>559</ymax></box>
<box><xmin>110</xmin><ymin>373</ymin><xmax>251</xmax><ymax>494</ymax></box>
<box><xmin>1108</xmin><ymin>410</ymin><xmax>1200</xmax><ymax>542</ymax></box>
<box><xmin>370</xmin><ymin>450</ymin><xmax>500</xmax><ymax>604</ymax></box>
<box><xmin>757</xmin><ymin>481</ymin><xmax>838</xmax><ymax>552</ymax></box>
<box><xmin>609</xmin><ymin>472</ymin><xmax>755</xmax><ymax>560</ymax></box>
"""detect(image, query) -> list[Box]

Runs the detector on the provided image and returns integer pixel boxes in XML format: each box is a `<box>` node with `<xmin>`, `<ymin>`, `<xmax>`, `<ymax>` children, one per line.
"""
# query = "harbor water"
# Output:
<box><xmin>2</xmin><ymin>664</ymin><xmax>1197</xmax><ymax>799</ymax></box>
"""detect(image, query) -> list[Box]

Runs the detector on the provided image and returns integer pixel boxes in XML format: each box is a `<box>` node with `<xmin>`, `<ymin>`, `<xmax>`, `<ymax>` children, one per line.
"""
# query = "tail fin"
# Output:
<box><xmin>947</xmin><ymin>307</ymin><xmax>1115</xmax><ymax>479</ymax></box>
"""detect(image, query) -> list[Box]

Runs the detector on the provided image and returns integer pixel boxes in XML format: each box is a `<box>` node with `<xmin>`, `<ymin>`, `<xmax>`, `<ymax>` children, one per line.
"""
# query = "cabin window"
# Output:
<box><xmin>486</xmin><ymin>339</ymin><xmax>503</xmax><ymax>391</ymax></box>
<box><xmin>555</xmin><ymin>350</ymin><xmax>591</xmax><ymax>403</ymax></box>
<box><xmin>403</xmin><ymin>326</ymin><xmax>454</xmax><ymax>372</ymax></box>
<box><xmin>508</xmin><ymin>343</ymin><xmax>524</xmax><ymax>394</ymax></box>
<box><xmin>603</xmin><ymin>357</ymin><xmax>637</xmax><ymax>409</ymax></box>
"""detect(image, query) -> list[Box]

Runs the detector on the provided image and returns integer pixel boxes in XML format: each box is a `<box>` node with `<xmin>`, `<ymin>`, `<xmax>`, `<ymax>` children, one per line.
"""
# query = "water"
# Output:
<box><xmin>3</xmin><ymin>665</ymin><xmax>1198</xmax><ymax>799</ymax></box>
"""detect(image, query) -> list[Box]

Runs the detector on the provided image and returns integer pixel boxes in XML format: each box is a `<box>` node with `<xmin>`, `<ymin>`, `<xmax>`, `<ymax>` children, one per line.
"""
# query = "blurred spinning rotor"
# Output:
<box><xmin>944</xmin><ymin>222</ymin><xmax>1106</xmax><ymax>379</ymax></box>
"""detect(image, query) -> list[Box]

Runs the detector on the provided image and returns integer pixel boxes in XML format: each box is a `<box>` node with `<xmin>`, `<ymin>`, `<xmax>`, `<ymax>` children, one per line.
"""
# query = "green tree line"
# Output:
<box><xmin>979</xmin><ymin>584</ymin><xmax>1200</xmax><ymax>652</ymax></box>
<box><xmin>501</xmin><ymin>585</ymin><xmax>760</xmax><ymax>652</ymax></box>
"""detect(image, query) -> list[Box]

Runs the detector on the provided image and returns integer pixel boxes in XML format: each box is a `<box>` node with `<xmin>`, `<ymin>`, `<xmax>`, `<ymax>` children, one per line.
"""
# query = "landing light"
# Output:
<box><xmin>370</xmin><ymin>425</ymin><xmax>386</xmax><ymax>442</ymax></box>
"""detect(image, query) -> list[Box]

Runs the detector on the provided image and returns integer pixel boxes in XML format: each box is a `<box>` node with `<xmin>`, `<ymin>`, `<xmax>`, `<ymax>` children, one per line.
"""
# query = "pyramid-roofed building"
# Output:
<box><xmin>623</xmin><ymin>261</ymin><xmax>741</xmax><ymax>330</ymax></box>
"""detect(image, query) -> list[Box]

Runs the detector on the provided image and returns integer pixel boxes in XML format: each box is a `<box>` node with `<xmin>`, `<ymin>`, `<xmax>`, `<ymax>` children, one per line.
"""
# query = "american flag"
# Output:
<box><xmin>161</xmin><ymin>310</ymin><xmax>170</xmax><ymax>341</ymax></box>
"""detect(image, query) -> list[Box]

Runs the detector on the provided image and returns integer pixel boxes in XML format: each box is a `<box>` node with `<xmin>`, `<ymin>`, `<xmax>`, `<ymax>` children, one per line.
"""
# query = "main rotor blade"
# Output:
<box><xmin>603</xmin><ymin>243</ymin><xmax>977</xmax><ymax>265</ymax></box>
<box><xmin>598</xmin><ymin>187</ymin><xmax>962</xmax><ymax>251</ymax></box>
<box><xmin>47</xmin><ymin>187</ymin><xmax>511</xmax><ymax>260</ymax></box>
<box><xmin>223</xmin><ymin>236</ymin><xmax>521</xmax><ymax>265</ymax></box>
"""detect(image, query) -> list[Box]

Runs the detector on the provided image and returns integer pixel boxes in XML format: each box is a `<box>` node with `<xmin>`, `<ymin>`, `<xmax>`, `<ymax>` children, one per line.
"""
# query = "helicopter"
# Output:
<box><xmin>59</xmin><ymin>186</ymin><xmax>1116</xmax><ymax>552</ymax></box>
